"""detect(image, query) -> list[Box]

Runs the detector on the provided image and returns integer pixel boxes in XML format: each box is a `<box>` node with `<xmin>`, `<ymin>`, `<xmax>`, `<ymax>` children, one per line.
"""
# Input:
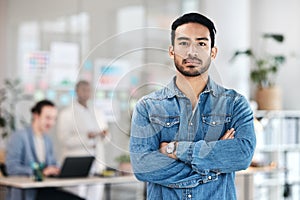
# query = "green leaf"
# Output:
<box><xmin>270</xmin><ymin>66</ymin><xmax>277</xmax><ymax>73</ymax></box>
<box><xmin>274</xmin><ymin>55</ymin><xmax>286</xmax><ymax>64</ymax></box>
<box><xmin>230</xmin><ymin>49</ymin><xmax>253</xmax><ymax>62</ymax></box>
<box><xmin>263</xmin><ymin>33</ymin><xmax>284</xmax><ymax>42</ymax></box>
<box><xmin>232</xmin><ymin>33</ymin><xmax>285</xmax><ymax>87</ymax></box>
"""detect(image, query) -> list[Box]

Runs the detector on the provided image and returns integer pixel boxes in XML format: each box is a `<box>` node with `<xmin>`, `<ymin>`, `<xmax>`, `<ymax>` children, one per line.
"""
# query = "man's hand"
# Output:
<box><xmin>43</xmin><ymin>166</ymin><xmax>60</xmax><ymax>177</ymax></box>
<box><xmin>87</xmin><ymin>132</ymin><xmax>97</xmax><ymax>139</ymax></box>
<box><xmin>220</xmin><ymin>128</ymin><xmax>235</xmax><ymax>140</ymax></box>
<box><xmin>159</xmin><ymin>128</ymin><xmax>235</xmax><ymax>160</ymax></box>
<box><xmin>159</xmin><ymin>142</ymin><xmax>168</xmax><ymax>154</ymax></box>
<box><xmin>99</xmin><ymin>130</ymin><xmax>108</xmax><ymax>138</ymax></box>
<box><xmin>159</xmin><ymin>142</ymin><xmax>177</xmax><ymax>160</ymax></box>
<box><xmin>88</xmin><ymin>130</ymin><xmax>108</xmax><ymax>139</ymax></box>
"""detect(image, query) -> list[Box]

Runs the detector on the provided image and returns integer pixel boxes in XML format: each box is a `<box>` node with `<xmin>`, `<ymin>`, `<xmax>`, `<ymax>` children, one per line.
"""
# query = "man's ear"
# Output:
<box><xmin>32</xmin><ymin>113</ymin><xmax>38</xmax><ymax>121</ymax></box>
<box><xmin>169</xmin><ymin>46</ymin><xmax>174</xmax><ymax>58</ymax></box>
<box><xmin>211</xmin><ymin>46</ymin><xmax>218</xmax><ymax>59</ymax></box>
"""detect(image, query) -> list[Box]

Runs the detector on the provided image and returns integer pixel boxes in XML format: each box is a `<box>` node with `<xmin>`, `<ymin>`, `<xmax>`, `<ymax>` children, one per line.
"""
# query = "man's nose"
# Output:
<box><xmin>49</xmin><ymin>120</ymin><xmax>56</xmax><ymax>127</ymax></box>
<box><xmin>187</xmin><ymin>44</ymin><xmax>198</xmax><ymax>57</ymax></box>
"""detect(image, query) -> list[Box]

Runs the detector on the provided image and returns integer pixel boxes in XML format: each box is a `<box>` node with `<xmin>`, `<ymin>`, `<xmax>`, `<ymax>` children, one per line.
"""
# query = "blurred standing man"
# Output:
<box><xmin>57</xmin><ymin>80</ymin><xmax>109</xmax><ymax>200</ymax></box>
<box><xmin>6</xmin><ymin>100</ymin><xmax>83</xmax><ymax>200</ymax></box>
<box><xmin>130</xmin><ymin>13</ymin><xmax>256</xmax><ymax>199</ymax></box>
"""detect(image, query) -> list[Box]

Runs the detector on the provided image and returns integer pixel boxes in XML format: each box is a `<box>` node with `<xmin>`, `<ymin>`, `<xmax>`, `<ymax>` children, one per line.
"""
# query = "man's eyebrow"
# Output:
<box><xmin>176</xmin><ymin>37</ymin><xmax>209</xmax><ymax>41</ymax></box>
<box><xmin>177</xmin><ymin>37</ymin><xmax>190</xmax><ymax>41</ymax></box>
<box><xmin>196</xmin><ymin>37</ymin><xmax>209</xmax><ymax>41</ymax></box>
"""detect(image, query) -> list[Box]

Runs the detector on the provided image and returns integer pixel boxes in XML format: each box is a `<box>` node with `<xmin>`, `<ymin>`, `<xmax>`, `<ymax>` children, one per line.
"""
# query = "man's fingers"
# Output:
<box><xmin>228</xmin><ymin>131</ymin><xmax>235</xmax><ymax>139</ymax></box>
<box><xmin>159</xmin><ymin>142</ymin><xmax>168</xmax><ymax>154</ymax></box>
<box><xmin>220</xmin><ymin>128</ymin><xmax>235</xmax><ymax>140</ymax></box>
<box><xmin>227</xmin><ymin>128</ymin><xmax>235</xmax><ymax>138</ymax></box>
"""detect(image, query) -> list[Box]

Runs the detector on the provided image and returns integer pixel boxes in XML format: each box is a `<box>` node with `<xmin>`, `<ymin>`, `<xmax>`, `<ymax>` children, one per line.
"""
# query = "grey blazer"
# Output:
<box><xmin>5</xmin><ymin>126</ymin><xmax>57</xmax><ymax>200</ymax></box>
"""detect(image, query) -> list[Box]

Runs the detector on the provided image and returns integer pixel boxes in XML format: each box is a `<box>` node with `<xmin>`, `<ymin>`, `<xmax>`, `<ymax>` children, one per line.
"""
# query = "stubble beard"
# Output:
<box><xmin>174</xmin><ymin>55</ymin><xmax>211</xmax><ymax>77</ymax></box>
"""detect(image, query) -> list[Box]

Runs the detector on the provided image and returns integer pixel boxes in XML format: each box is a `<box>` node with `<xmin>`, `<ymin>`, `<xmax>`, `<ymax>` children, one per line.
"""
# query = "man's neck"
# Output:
<box><xmin>175</xmin><ymin>73</ymin><xmax>208</xmax><ymax>108</ymax></box>
<box><xmin>78</xmin><ymin>99</ymin><xmax>88</xmax><ymax>108</ymax></box>
<box><xmin>32</xmin><ymin>122</ymin><xmax>42</xmax><ymax>136</ymax></box>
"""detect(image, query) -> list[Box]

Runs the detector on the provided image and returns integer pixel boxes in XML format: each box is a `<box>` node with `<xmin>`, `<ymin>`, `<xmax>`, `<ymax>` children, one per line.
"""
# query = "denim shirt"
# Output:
<box><xmin>130</xmin><ymin>76</ymin><xmax>256</xmax><ymax>200</ymax></box>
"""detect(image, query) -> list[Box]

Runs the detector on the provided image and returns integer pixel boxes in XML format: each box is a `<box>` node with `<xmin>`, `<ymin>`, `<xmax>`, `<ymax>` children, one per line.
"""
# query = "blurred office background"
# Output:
<box><xmin>1</xmin><ymin>0</ymin><xmax>300</xmax><ymax>199</ymax></box>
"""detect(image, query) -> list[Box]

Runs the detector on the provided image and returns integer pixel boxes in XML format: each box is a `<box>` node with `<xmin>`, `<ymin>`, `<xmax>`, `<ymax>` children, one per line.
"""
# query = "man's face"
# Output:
<box><xmin>77</xmin><ymin>84</ymin><xmax>91</xmax><ymax>103</ymax></box>
<box><xmin>169</xmin><ymin>22</ymin><xmax>217</xmax><ymax>77</ymax></box>
<box><xmin>34</xmin><ymin>106</ymin><xmax>57</xmax><ymax>133</ymax></box>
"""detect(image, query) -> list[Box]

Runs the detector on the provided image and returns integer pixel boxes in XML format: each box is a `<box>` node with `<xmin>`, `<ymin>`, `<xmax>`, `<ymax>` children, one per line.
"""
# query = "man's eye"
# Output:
<box><xmin>198</xmin><ymin>42</ymin><xmax>207</xmax><ymax>46</ymax></box>
<box><xmin>179</xmin><ymin>41</ymin><xmax>189</xmax><ymax>46</ymax></box>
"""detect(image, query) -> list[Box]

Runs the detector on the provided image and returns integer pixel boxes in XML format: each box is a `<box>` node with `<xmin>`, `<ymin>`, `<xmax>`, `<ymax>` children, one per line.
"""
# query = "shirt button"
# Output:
<box><xmin>212</xmin><ymin>121</ymin><xmax>216</xmax><ymax>125</ymax></box>
<box><xmin>166</xmin><ymin>122</ymin><xmax>170</xmax><ymax>126</ymax></box>
<box><xmin>208</xmin><ymin>176</ymin><xmax>212</xmax><ymax>180</ymax></box>
<box><xmin>190</xmin><ymin>122</ymin><xmax>193</xmax><ymax>126</ymax></box>
<box><xmin>188</xmin><ymin>194</ymin><xmax>192</xmax><ymax>198</ymax></box>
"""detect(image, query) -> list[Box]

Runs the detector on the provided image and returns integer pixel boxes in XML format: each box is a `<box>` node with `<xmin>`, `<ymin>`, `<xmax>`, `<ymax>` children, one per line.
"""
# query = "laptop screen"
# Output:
<box><xmin>58</xmin><ymin>156</ymin><xmax>94</xmax><ymax>178</ymax></box>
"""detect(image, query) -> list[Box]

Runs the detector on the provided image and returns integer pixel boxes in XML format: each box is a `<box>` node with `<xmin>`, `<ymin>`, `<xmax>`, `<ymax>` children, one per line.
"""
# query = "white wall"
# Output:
<box><xmin>2</xmin><ymin>0</ymin><xmax>300</xmax><ymax>109</ymax></box>
<box><xmin>199</xmin><ymin>0</ymin><xmax>251</xmax><ymax>99</ymax></box>
<box><xmin>250</xmin><ymin>0</ymin><xmax>300</xmax><ymax>109</ymax></box>
<box><xmin>0</xmin><ymin>0</ymin><xmax>8</xmax><ymax>83</ymax></box>
<box><xmin>197</xmin><ymin>0</ymin><xmax>300</xmax><ymax>110</ymax></box>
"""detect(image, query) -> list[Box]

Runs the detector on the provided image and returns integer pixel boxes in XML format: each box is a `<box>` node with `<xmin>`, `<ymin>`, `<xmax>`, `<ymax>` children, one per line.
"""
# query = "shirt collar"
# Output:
<box><xmin>166</xmin><ymin>76</ymin><xmax>218</xmax><ymax>98</ymax></box>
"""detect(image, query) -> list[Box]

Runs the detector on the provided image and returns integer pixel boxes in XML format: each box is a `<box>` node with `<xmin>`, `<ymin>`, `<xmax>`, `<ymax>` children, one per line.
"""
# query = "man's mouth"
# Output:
<box><xmin>183</xmin><ymin>58</ymin><xmax>202</xmax><ymax>65</ymax></box>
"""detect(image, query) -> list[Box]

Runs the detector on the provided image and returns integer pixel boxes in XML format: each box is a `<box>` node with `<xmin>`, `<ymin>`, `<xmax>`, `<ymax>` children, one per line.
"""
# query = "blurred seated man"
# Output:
<box><xmin>5</xmin><ymin>99</ymin><xmax>84</xmax><ymax>200</ymax></box>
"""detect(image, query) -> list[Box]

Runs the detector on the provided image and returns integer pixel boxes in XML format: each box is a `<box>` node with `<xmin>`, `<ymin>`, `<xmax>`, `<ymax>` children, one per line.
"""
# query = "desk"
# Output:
<box><xmin>0</xmin><ymin>175</ymin><xmax>139</xmax><ymax>200</ymax></box>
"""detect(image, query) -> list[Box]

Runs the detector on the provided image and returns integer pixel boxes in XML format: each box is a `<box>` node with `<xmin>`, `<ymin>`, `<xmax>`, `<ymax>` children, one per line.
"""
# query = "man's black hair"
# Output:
<box><xmin>31</xmin><ymin>99</ymin><xmax>55</xmax><ymax>115</ymax></box>
<box><xmin>75</xmin><ymin>80</ymin><xmax>90</xmax><ymax>91</ymax></box>
<box><xmin>171</xmin><ymin>12</ymin><xmax>217</xmax><ymax>48</ymax></box>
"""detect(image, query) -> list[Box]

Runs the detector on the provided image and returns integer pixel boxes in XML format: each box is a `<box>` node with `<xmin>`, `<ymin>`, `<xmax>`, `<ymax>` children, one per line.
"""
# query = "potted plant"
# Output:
<box><xmin>231</xmin><ymin>33</ymin><xmax>286</xmax><ymax>110</ymax></box>
<box><xmin>0</xmin><ymin>79</ymin><xmax>31</xmax><ymax>147</ymax></box>
<box><xmin>115</xmin><ymin>154</ymin><xmax>132</xmax><ymax>176</ymax></box>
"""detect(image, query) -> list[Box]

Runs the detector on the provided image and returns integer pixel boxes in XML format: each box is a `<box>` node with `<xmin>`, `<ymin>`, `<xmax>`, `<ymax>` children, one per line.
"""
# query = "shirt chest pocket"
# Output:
<box><xmin>150</xmin><ymin>115</ymin><xmax>180</xmax><ymax>141</ymax></box>
<box><xmin>202</xmin><ymin>114</ymin><xmax>231</xmax><ymax>142</ymax></box>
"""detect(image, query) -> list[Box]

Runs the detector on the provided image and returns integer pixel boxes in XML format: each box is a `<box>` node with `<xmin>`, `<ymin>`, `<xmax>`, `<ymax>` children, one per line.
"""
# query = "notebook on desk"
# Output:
<box><xmin>54</xmin><ymin>156</ymin><xmax>94</xmax><ymax>178</ymax></box>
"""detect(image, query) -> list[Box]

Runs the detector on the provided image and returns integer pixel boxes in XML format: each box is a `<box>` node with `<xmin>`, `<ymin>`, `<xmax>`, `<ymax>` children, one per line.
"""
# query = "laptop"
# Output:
<box><xmin>55</xmin><ymin>156</ymin><xmax>95</xmax><ymax>178</ymax></box>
